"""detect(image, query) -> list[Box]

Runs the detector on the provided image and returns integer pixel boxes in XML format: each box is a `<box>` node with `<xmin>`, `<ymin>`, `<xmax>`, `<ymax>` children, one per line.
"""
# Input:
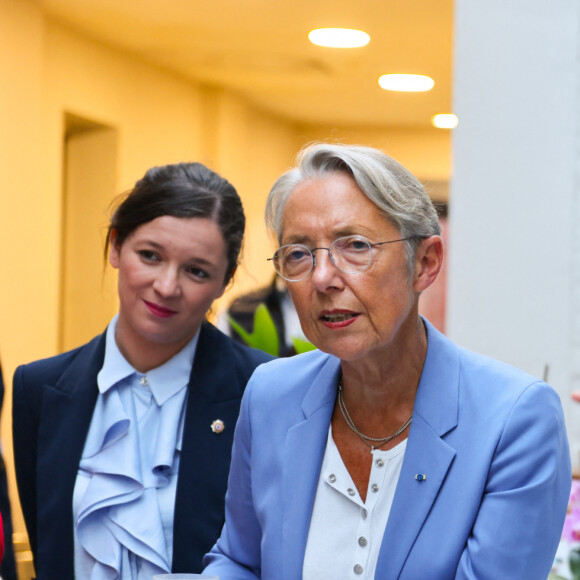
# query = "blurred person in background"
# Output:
<box><xmin>223</xmin><ymin>274</ymin><xmax>302</xmax><ymax>356</ymax></box>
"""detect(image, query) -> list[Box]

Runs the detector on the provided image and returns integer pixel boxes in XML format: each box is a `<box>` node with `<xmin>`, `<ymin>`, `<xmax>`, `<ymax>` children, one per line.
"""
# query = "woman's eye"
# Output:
<box><xmin>186</xmin><ymin>266</ymin><xmax>209</xmax><ymax>279</ymax></box>
<box><xmin>138</xmin><ymin>250</ymin><xmax>160</xmax><ymax>262</ymax></box>
<box><xmin>342</xmin><ymin>238</ymin><xmax>369</xmax><ymax>252</ymax></box>
<box><xmin>285</xmin><ymin>247</ymin><xmax>309</xmax><ymax>263</ymax></box>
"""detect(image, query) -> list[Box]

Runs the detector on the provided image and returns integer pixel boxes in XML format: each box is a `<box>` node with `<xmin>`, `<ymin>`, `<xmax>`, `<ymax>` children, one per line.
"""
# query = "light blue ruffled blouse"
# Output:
<box><xmin>73</xmin><ymin>316</ymin><xmax>199</xmax><ymax>579</ymax></box>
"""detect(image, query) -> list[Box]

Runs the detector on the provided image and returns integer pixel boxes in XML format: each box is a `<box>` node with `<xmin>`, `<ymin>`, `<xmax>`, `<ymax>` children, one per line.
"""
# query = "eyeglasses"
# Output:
<box><xmin>268</xmin><ymin>235</ymin><xmax>418</xmax><ymax>282</ymax></box>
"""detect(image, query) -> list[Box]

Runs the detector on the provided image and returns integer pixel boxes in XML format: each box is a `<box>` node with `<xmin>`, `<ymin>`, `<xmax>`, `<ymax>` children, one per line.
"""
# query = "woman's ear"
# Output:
<box><xmin>109</xmin><ymin>229</ymin><xmax>121</xmax><ymax>269</ymax></box>
<box><xmin>413</xmin><ymin>236</ymin><xmax>444</xmax><ymax>293</ymax></box>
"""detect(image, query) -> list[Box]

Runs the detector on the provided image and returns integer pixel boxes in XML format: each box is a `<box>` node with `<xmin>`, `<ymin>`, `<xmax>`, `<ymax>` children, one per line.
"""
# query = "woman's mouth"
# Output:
<box><xmin>320</xmin><ymin>310</ymin><xmax>359</xmax><ymax>327</ymax></box>
<box><xmin>144</xmin><ymin>300</ymin><xmax>178</xmax><ymax>318</ymax></box>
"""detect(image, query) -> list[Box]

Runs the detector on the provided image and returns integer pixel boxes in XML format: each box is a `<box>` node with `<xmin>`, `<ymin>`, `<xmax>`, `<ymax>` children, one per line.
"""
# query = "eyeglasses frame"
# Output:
<box><xmin>268</xmin><ymin>235</ymin><xmax>424</xmax><ymax>282</ymax></box>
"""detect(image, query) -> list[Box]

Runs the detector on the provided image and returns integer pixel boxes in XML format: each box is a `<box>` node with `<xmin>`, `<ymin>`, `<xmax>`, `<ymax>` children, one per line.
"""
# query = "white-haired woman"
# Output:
<box><xmin>204</xmin><ymin>143</ymin><xmax>571</xmax><ymax>579</ymax></box>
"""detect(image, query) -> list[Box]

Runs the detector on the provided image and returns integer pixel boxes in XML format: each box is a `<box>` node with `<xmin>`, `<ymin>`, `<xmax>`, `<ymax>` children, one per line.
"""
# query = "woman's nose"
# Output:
<box><xmin>153</xmin><ymin>267</ymin><xmax>181</xmax><ymax>297</ymax></box>
<box><xmin>310</xmin><ymin>250</ymin><xmax>343</xmax><ymax>291</ymax></box>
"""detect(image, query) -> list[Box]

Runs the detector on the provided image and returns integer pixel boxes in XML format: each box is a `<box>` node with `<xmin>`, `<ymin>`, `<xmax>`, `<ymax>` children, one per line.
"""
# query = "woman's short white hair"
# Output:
<box><xmin>265</xmin><ymin>142</ymin><xmax>441</xmax><ymax>270</ymax></box>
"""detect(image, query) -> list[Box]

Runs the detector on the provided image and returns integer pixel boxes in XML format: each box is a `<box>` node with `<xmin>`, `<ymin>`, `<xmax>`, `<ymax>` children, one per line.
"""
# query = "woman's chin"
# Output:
<box><xmin>314</xmin><ymin>337</ymin><xmax>371</xmax><ymax>362</ymax></box>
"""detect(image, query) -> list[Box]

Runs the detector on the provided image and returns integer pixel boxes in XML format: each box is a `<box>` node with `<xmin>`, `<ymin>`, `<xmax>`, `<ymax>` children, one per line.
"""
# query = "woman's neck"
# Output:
<box><xmin>114</xmin><ymin>323</ymin><xmax>196</xmax><ymax>373</ymax></box>
<box><xmin>340</xmin><ymin>316</ymin><xmax>427</xmax><ymax>409</ymax></box>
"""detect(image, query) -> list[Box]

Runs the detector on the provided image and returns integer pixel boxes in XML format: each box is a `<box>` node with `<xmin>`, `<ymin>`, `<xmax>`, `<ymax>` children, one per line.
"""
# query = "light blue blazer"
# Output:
<box><xmin>204</xmin><ymin>320</ymin><xmax>571</xmax><ymax>579</ymax></box>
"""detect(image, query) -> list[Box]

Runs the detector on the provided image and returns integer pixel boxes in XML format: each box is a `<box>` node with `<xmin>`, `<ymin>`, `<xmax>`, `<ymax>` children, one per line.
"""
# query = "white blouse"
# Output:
<box><xmin>303</xmin><ymin>427</ymin><xmax>407</xmax><ymax>579</ymax></box>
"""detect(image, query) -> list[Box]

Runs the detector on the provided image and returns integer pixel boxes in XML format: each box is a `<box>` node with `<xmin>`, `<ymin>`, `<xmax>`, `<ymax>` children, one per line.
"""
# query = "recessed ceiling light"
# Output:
<box><xmin>378</xmin><ymin>74</ymin><xmax>434</xmax><ymax>92</ymax></box>
<box><xmin>308</xmin><ymin>28</ymin><xmax>370</xmax><ymax>48</ymax></box>
<box><xmin>432</xmin><ymin>114</ymin><xmax>459</xmax><ymax>129</ymax></box>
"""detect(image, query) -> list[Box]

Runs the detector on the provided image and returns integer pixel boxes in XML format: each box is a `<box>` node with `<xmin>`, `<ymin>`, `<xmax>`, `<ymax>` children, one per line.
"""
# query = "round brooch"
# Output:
<box><xmin>211</xmin><ymin>419</ymin><xmax>225</xmax><ymax>434</ymax></box>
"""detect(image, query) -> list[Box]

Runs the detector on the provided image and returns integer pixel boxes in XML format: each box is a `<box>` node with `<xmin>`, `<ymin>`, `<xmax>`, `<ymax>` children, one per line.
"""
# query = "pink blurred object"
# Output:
<box><xmin>562</xmin><ymin>480</ymin><xmax>580</xmax><ymax>544</ymax></box>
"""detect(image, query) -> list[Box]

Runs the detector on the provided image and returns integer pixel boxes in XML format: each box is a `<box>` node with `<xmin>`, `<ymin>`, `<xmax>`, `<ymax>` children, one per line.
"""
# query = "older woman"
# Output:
<box><xmin>203</xmin><ymin>143</ymin><xmax>571</xmax><ymax>579</ymax></box>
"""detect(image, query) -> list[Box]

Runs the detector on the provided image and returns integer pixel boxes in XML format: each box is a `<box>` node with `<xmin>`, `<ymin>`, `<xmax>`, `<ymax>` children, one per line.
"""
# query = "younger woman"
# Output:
<box><xmin>13</xmin><ymin>162</ymin><xmax>272</xmax><ymax>579</ymax></box>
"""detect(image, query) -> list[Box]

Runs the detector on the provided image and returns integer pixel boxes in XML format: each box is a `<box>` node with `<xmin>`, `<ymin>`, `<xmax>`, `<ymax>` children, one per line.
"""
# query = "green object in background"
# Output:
<box><xmin>228</xmin><ymin>302</ymin><xmax>315</xmax><ymax>356</ymax></box>
<box><xmin>228</xmin><ymin>303</ymin><xmax>280</xmax><ymax>356</ymax></box>
<box><xmin>291</xmin><ymin>335</ymin><xmax>317</xmax><ymax>354</ymax></box>
<box><xmin>570</xmin><ymin>546</ymin><xmax>580</xmax><ymax>579</ymax></box>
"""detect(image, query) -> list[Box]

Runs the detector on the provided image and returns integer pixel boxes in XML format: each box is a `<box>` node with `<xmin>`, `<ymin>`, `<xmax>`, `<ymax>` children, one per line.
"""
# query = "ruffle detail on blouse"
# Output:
<box><xmin>75</xmin><ymin>380</ymin><xmax>187</xmax><ymax>579</ymax></box>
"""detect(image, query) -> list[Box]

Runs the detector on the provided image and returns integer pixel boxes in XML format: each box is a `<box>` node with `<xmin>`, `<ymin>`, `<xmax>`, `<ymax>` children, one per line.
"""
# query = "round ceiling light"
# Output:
<box><xmin>432</xmin><ymin>114</ymin><xmax>459</xmax><ymax>129</ymax></box>
<box><xmin>308</xmin><ymin>28</ymin><xmax>370</xmax><ymax>48</ymax></box>
<box><xmin>378</xmin><ymin>74</ymin><xmax>434</xmax><ymax>92</ymax></box>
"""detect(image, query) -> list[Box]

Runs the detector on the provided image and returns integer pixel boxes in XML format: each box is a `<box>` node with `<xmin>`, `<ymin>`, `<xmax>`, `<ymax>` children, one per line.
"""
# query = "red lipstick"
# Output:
<box><xmin>144</xmin><ymin>300</ymin><xmax>178</xmax><ymax>318</ymax></box>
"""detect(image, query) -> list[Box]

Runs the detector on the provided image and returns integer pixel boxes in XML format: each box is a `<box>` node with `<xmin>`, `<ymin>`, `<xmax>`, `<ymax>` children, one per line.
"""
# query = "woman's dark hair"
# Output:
<box><xmin>106</xmin><ymin>162</ymin><xmax>245</xmax><ymax>284</ymax></box>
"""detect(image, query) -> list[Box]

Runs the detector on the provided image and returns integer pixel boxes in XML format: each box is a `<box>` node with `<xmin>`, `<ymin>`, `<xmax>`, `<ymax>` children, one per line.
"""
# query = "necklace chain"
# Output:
<box><xmin>337</xmin><ymin>381</ymin><xmax>412</xmax><ymax>451</ymax></box>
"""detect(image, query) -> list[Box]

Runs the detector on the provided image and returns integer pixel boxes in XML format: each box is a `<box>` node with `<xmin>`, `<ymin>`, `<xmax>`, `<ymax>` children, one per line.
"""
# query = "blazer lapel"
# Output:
<box><xmin>281</xmin><ymin>357</ymin><xmax>341</xmax><ymax>580</ymax></box>
<box><xmin>377</xmin><ymin>417</ymin><xmax>456</xmax><ymax>578</ymax></box>
<box><xmin>173</xmin><ymin>323</ymin><xmax>255</xmax><ymax>572</ymax></box>
<box><xmin>377</xmin><ymin>321</ymin><xmax>460</xmax><ymax>578</ymax></box>
<box><xmin>35</xmin><ymin>334</ymin><xmax>105</xmax><ymax>576</ymax></box>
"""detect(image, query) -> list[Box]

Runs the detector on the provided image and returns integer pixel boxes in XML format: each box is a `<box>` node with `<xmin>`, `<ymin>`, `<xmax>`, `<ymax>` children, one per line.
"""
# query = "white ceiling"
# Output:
<box><xmin>38</xmin><ymin>0</ymin><xmax>454</xmax><ymax>129</ymax></box>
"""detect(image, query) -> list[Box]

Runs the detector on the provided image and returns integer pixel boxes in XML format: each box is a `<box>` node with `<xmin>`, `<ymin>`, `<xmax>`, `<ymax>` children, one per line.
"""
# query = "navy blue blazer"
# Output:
<box><xmin>13</xmin><ymin>321</ymin><xmax>272</xmax><ymax>579</ymax></box>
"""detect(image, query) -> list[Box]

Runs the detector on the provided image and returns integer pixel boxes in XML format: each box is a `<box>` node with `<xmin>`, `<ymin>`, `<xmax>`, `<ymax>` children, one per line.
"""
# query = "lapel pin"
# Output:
<box><xmin>211</xmin><ymin>419</ymin><xmax>225</xmax><ymax>434</ymax></box>
<box><xmin>415</xmin><ymin>474</ymin><xmax>426</xmax><ymax>481</ymax></box>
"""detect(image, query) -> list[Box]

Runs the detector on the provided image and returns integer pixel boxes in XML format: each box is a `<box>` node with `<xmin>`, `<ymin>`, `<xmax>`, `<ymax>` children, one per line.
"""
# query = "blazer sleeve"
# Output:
<box><xmin>455</xmin><ymin>381</ymin><xmax>571</xmax><ymax>579</ymax></box>
<box><xmin>203</xmin><ymin>378</ymin><xmax>262</xmax><ymax>579</ymax></box>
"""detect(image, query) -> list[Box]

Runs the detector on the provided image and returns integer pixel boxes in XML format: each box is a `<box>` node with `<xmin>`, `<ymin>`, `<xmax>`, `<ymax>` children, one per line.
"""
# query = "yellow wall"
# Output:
<box><xmin>61</xmin><ymin>125</ymin><xmax>119</xmax><ymax>351</ymax></box>
<box><xmin>199</xmin><ymin>89</ymin><xmax>302</xmax><ymax>311</ymax></box>
<box><xmin>298</xmin><ymin>124</ymin><xmax>452</xmax><ymax>184</ymax></box>
<box><xmin>0</xmin><ymin>0</ymin><xmax>450</xmax><ymax>569</ymax></box>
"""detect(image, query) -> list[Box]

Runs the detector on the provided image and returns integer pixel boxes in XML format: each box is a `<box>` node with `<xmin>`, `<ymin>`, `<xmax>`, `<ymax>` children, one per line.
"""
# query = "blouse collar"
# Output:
<box><xmin>97</xmin><ymin>314</ymin><xmax>200</xmax><ymax>406</ymax></box>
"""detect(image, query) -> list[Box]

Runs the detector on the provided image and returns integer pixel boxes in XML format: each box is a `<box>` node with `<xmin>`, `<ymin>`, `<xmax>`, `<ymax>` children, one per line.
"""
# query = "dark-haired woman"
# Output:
<box><xmin>13</xmin><ymin>162</ymin><xmax>272</xmax><ymax>579</ymax></box>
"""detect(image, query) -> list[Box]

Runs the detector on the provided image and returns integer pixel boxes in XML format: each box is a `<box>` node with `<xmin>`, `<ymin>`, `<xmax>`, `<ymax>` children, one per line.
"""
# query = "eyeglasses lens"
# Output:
<box><xmin>275</xmin><ymin>245</ymin><xmax>312</xmax><ymax>281</ymax></box>
<box><xmin>331</xmin><ymin>237</ymin><xmax>372</xmax><ymax>272</ymax></box>
<box><xmin>274</xmin><ymin>236</ymin><xmax>374</xmax><ymax>281</ymax></box>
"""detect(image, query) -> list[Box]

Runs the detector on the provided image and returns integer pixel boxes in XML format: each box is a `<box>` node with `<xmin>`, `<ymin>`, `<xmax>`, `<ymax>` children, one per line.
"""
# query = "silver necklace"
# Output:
<box><xmin>337</xmin><ymin>381</ymin><xmax>412</xmax><ymax>452</ymax></box>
